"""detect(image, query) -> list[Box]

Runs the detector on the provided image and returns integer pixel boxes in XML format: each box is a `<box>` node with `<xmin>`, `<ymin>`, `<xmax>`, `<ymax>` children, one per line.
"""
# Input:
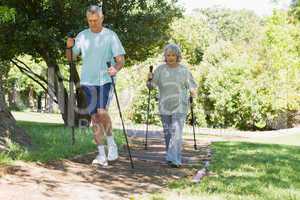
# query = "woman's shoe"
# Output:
<box><xmin>167</xmin><ymin>161</ymin><xmax>181</xmax><ymax>168</ymax></box>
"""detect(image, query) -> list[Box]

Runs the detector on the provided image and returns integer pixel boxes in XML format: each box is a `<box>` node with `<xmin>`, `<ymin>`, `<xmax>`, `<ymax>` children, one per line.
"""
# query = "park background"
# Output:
<box><xmin>0</xmin><ymin>0</ymin><xmax>300</xmax><ymax>200</ymax></box>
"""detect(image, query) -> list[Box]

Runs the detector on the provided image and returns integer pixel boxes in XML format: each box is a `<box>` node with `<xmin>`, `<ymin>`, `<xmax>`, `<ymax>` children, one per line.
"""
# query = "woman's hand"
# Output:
<box><xmin>108</xmin><ymin>67</ymin><xmax>118</xmax><ymax>76</ymax></box>
<box><xmin>190</xmin><ymin>88</ymin><xmax>197</xmax><ymax>98</ymax></box>
<box><xmin>148</xmin><ymin>72</ymin><xmax>153</xmax><ymax>81</ymax></box>
<box><xmin>66</xmin><ymin>38</ymin><xmax>75</xmax><ymax>49</ymax></box>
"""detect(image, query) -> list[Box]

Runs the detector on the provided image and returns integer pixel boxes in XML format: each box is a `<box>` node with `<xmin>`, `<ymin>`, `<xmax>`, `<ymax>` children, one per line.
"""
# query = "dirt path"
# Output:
<box><xmin>0</xmin><ymin>133</ymin><xmax>211</xmax><ymax>200</ymax></box>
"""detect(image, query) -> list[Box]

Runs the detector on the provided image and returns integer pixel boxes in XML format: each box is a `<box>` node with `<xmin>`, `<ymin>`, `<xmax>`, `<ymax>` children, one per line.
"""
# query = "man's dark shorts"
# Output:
<box><xmin>81</xmin><ymin>83</ymin><xmax>113</xmax><ymax>115</ymax></box>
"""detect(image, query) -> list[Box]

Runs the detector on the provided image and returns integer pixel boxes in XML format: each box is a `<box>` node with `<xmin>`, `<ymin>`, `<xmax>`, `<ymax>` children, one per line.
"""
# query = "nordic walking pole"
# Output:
<box><xmin>67</xmin><ymin>32</ymin><xmax>76</xmax><ymax>145</ymax></box>
<box><xmin>190</xmin><ymin>96</ymin><xmax>197</xmax><ymax>150</ymax></box>
<box><xmin>106</xmin><ymin>62</ymin><xmax>134</xmax><ymax>169</ymax></box>
<box><xmin>145</xmin><ymin>65</ymin><xmax>153</xmax><ymax>150</ymax></box>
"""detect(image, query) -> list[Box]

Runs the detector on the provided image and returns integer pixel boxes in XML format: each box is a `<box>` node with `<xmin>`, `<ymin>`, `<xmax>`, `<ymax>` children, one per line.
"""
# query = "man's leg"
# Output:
<box><xmin>99</xmin><ymin>83</ymin><xmax>118</xmax><ymax>161</ymax></box>
<box><xmin>81</xmin><ymin>85</ymin><xmax>107</xmax><ymax>166</ymax></box>
<box><xmin>96</xmin><ymin>108</ymin><xmax>118</xmax><ymax>161</ymax></box>
<box><xmin>91</xmin><ymin>112</ymin><xmax>108</xmax><ymax>166</ymax></box>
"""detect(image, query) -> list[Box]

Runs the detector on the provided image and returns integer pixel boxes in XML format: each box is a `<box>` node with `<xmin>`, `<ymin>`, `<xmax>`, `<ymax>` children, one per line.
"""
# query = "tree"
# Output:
<box><xmin>197</xmin><ymin>11</ymin><xmax>300</xmax><ymax>130</ymax></box>
<box><xmin>0</xmin><ymin>0</ymin><xmax>182</xmax><ymax>126</ymax></box>
<box><xmin>169</xmin><ymin>8</ymin><xmax>262</xmax><ymax>65</ymax></box>
<box><xmin>0</xmin><ymin>7</ymin><xmax>30</xmax><ymax>150</ymax></box>
<box><xmin>290</xmin><ymin>0</ymin><xmax>300</xmax><ymax>21</ymax></box>
<box><xmin>170</xmin><ymin>14</ymin><xmax>215</xmax><ymax>65</ymax></box>
<box><xmin>2</xmin><ymin>55</ymin><xmax>48</xmax><ymax>110</ymax></box>
<box><xmin>0</xmin><ymin>62</ymin><xmax>31</xmax><ymax>151</ymax></box>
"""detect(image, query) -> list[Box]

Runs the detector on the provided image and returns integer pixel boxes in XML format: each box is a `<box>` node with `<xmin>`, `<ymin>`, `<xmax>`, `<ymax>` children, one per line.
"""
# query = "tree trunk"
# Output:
<box><xmin>0</xmin><ymin>75</ymin><xmax>31</xmax><ymax>152</ymax></box>
<box><xmin>8</xmin><ymin>81</ymin><xmax>18</xmax><ymax>108</ymax></box>
<box><xmin>42</xmin><ymin>53</ymin><xmax>90</xmax><ymax>127</ymax></box>
<box><xmin>37</xmin><ymin>92</ymin><xmax>42</xmax><ymax>112</ymax></box>
<box><xmin>28</xmin><ymin>85</ymin><xmax>35</xmax><ymax>110</ymax></box>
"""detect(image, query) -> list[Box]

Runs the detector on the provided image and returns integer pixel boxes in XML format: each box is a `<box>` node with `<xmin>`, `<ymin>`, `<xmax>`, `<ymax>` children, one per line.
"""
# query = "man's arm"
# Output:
<box><xmin>190</xmin><ymin>88</ymin><xmax>197</xmax><ymax>97</ymax></box>
<box><xmin>66</xmin><ymin>37</ymin><xmax>76</xmax><ymax>62</ymax></box>
<box><xmin>187</xmin><ymin>70</ymin><xmax>197</xmax><ymax>97</ymax></box>
<box><xmin>114</xmin><ymin>55</ymin><xmax>125</xmax><ymax>71</ymax></box>
<box><xmin>66</xmin><ymin>49</ymin><xmax>73</xmax><ymax>62</ymax></box>
<box><xmin>108</xmin><ymin>55</ymin><xmax>125</xmax><ymax>76</ymax></box>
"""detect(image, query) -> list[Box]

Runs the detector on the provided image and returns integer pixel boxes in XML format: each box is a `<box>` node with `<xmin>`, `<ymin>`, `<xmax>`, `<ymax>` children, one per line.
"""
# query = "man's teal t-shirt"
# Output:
<box><xmin>72</xmin><ymin>27</ymin><xmax>125</xmax><ymax>86</ymax></box>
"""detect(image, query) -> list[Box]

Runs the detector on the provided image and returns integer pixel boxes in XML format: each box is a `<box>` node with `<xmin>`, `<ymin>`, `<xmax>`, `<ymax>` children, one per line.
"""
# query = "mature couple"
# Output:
<box><xmin>66</xmin><ymin>5</ymin><xmax>197</xmax><ymax>168</ymax></box>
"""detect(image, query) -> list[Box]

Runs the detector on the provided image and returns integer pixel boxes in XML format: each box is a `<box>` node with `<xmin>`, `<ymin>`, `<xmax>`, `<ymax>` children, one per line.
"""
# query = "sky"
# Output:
<box><xmin>177</xmin><ymin>0</ymin><xmax>293</xmax><ymax>16</ymax></box>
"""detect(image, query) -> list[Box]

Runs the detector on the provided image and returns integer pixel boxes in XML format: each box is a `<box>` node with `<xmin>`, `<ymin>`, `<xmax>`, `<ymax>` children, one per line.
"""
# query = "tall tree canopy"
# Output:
<box><xmin>0</xmin><ymin>0</ymin><xmax>181</xmax><ymax>63</ymax></box>
<box><xmin>0</xmin><ymin>0</ymin><xmax>182</xmax><ymax>125</ymax></box>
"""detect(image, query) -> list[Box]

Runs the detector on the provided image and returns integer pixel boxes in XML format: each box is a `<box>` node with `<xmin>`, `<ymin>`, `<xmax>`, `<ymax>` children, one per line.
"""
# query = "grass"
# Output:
<box><xmin>0</xmin><ymin>152</ymin><xmax>13</xmax><ymax>165</ymax></box>
<box><xmin>183</xmin><ymin>131</ymin><xmax>300</xmax><ymax>147</ymax></box>
<box><xmin>145</xmin><ymin>142</ymin><xmax>300</xmax><ymax>200</ymax></box>
<box><xmin>2</xmin><ymin>113</ymin><xmax>300</xmax><ymax>199</ymax></box>
<box><xmin>245</xmin><ymin>133</ymin><xmax>300</xmax><ymax>146</ymax></box>
<box><xmin>0</xmin><ymin>121</ymin><xmax>125</xmax><ymax>164</ymax></box>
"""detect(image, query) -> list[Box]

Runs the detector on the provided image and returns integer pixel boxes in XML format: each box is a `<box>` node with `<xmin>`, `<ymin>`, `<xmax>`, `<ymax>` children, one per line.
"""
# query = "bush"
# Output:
<box><xmin>129</xmin><ymin>86</ymin><xmax>161</xmax><ymax>125</ymax></box>
<box><xmin>127</xmin><ymin>11</ymin><xmax>300</xmax><ymax>131</ymax></box>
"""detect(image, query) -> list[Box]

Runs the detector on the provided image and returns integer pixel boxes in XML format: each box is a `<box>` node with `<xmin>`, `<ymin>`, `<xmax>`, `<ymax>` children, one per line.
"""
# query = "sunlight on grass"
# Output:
<box><xmin>246</xmin><ymin>133</ymin><xmax>300</xmax><ymax>146</ymax></box>
<box><xmin>0</xmin><ymin>121</ymin><xmax>125</xmax><ymax>164</ymax></box>
<box><xmin>0</xmin><ymin>153</ymin><xmax>13</xmax><ymax>165</ymax></box>
<box><xmin>145</xmin><ymin>142</ymin><xmax>300</xmax><ymax>200</ymax></box>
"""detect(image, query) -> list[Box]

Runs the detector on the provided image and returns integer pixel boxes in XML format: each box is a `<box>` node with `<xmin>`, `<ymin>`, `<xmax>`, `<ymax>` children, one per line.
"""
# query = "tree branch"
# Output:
<box><xmin>13</xmin><ymin>58</ymin><xmax>48</xmax><ymax>85</ymax></box>
<box><xmin>10</xmin><ymin>59</ymin><xmax>58</xmax><ymax>103</ymax></box>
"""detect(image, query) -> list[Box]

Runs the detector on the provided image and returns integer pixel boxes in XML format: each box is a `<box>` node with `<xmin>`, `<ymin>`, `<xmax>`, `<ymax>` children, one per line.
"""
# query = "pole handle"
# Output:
<box><xmin>189</xmin><ymin>96</ymin><xmax>193</xmax><ymax>103</ymax></box>
<box><xmin>148</xmin><ymin>65</ymin><xmax>154</xmax><ymax>81</ymax></box>
<box><xmin>67</xmin><ymin>31</ymin><xmax>75</xmax><ymax>38</ymax></box>
<box><xmin>150</xmin><ymin>65</ymin><xmax>153</xmax><ymax>73</ymax></box>
<box><xmin>106</xmin><ymin>61</ymin><xmax>111</xmax><ymax>68</ymax></box>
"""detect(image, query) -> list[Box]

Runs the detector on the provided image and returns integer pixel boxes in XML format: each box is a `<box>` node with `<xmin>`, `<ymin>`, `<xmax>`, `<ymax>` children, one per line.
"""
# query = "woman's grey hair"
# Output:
<box><xmin>86</xmin><ymin>5</ymin><xmax>103</xmax><ymax>17</ymax></box>
<box><xmin>163</xmin><ymin>44</ymin><xmax>182</xmax><ymax>62</ymax></box>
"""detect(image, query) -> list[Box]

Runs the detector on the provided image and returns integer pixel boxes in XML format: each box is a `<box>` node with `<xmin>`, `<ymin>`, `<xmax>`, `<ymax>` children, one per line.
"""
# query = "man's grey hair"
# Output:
<box><xmin>163</xmin><ymin>44</ymin><xmax>182</xmax><ymax>62</ymax></box>
<box><xmin>86</xmin><ymin>5</ymin><xmax>103</xmax><ymax>17</ymax></box>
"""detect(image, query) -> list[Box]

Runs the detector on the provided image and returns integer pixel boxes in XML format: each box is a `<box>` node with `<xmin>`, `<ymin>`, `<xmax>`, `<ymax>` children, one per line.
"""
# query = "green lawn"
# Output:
<box><xmin>146</xmin><ymin>142</ymin><xmax>300</xmax><ymax>200</ymax></box>
<box><xmin>0</xmin><ymin>121</ymin><xmax>124</xmax><ymax>164</ymax></box>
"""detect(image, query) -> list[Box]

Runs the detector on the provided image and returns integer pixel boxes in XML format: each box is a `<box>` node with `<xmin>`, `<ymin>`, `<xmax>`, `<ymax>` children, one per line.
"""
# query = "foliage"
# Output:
<box><xmin>129</xmin><ymin>9</ymin><xmax>300</xmax><ymax>130</ymax></box>
<box><xmin>5</xmin><ymin>56</ymin><xmax>47</xmax><ymax>93</ymax></box>
<box><xmin>0</xmin><ymin>0</ymin><xmax>181</xmax><ymax>124</ymax></box>
<box><xmin>169</xmin><ymin>14</ymin><xmax>215</xmax><ymax>65</ymax></box>
<box><xmin>0</xmin><ymin>6</ymin><xmax>15</xmax><ymax>24</ymax></box>
<box><xmin>0</xmin><ymin>0</ymin><xmax>182</xmax><ymax>64</ymax></box>
<box><xmin>197</xmin><ymin>11</ymin><xmax>300</xmax><ymax>130</ymax></box>
<box><xmin>121</xmin><ymin>56</ymin><xmax>163</xmax><ymax>125</ymax></box>
<box><xmin>0</xmin><ymin>6</ymin><xmax>16</xmax><ymax>61</ymax></box>
<box><xmin>200</xmin><ymin>7</ymin><xmax>262</xmax><ymax>42</ymax></box>
<box><xmin>290</xmin><ymin>0</ymin><xmax>300</xmax><ymax>21</ymax></box>
<box><xmin>130</xmin><ymin>8</ymin><xmax>265</xmax><ymax>128</ymax></box>
<box><xmin>130</xmin><ymin>86</ymin><xmax>161</xmax><ymax>125</ymax></box>
<box><xmin>169</xmin><ymin>8</ymin><xmax>262</xmax><ymax>65</ymax></box>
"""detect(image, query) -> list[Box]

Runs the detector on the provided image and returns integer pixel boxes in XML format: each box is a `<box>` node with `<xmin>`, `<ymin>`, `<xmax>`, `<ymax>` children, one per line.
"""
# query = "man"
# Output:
<box><xmin>66</xmin><ymin>5</ymin><xmax>125</xmax><ymax>167</ymax></box>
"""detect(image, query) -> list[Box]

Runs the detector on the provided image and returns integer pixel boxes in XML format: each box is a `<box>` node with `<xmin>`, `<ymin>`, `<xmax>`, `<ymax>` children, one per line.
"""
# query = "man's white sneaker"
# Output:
<box><xmin>107</xmin><ymin>144</ymin><xmax>118</xmax><ymax>161</ymax></box>
<box><xmin>92</xmin><ymin>155</ymin><xmax>108</xmax><ymax>167</ymax></box>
